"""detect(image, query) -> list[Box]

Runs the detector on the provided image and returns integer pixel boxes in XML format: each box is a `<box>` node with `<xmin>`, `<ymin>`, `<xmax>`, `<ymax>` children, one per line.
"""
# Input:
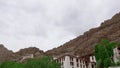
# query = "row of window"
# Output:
<box><xmin>56</xmin><ymin>56</ymin><xmax>96</xmax><ymax>68</ymax></box>
<box><xmin>57</xmin><ymin>57</ymin><xmax>86</xmax><ymax>65</ymax></box>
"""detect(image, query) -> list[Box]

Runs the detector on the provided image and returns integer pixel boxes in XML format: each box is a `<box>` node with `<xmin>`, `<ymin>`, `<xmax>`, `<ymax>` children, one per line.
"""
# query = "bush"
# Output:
<box><xmin>0</xmin><ymin>56</ymin><xmax>61</xmax><ymax>68</ymax></box>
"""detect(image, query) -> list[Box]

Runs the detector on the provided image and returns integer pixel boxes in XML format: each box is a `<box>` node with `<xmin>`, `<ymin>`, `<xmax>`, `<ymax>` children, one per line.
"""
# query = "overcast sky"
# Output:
<box><xmin>0</xmin><ymin>0</ymin><xmax>120</xmax><ymax>52</ymax></box>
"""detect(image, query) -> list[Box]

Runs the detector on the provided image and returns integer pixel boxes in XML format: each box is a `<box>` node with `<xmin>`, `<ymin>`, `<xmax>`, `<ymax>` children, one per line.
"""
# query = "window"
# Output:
<box><xmin>70</xmin><ymin>62</ymin><xmax>74</xmax><ymax>66</ymax></box>
<box><xmin>83</xmin><ymin>65</ymin><xmax>85</xmax><ymax>68</ymax></box>
<box><xmin>92</xmin><ymin>64</ymin><xmax>94</xmax><ymax>68</ymax></box>
<box><xmin>80</xmin><ymin>60</ymin><xmax>81</xmax><ymax>63</ymax></box>
<box><xmin>117</xmin><ymin>47</ymin><xmax>120</xmax><ymax>50</ymax></box>
<box><xmin>70</xmin><ymin>57</ymin><xmax>73</xmax><ymax>61</ymax></box>
<box><xmin>92</xmin><ymin>56</ymin><xmax>94</xmax><ymax>60</ymax></box>
<box><xmin>77</xmin><ymin>63</ymin><xmax>79</xmax><ymax>67</ymax></box>
<box><xmin>80</xmin><ymin>64</ymin><xmax>82</xmax><ymax>68</ymax></box>
<box><xmin>76</xmin><ymin>59</ymin><xmax>78</xmax><ymax>62</ymax></box>
<box><xmin>85</xmin><ymin>61</ymin><xmax>87</xmax><ymax>64</ymax></box>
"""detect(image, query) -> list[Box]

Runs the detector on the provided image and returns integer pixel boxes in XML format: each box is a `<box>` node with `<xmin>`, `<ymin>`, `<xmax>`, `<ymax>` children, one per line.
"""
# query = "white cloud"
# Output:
<box><xmin>0</xmin><ymin>0</ymin><xmax>120</xmax><ymax>52</ymax></box>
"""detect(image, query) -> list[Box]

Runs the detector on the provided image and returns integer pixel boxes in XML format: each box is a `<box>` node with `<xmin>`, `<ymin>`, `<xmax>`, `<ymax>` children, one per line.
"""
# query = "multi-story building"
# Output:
<box><xmin>55</xmin><ymin>55</ymin><xmax>86</xmax><ymax>68</ymax></box>
<box><xmin>80</xmin><ymin>54</ymin><xmax>96</xmax><ymax>68</ymax></box>
<box><xmin>54</xmin><ymin>54</ymin><xmax>96</xmax><ymax>68</ymax></box>
<box><xmin>88</xmin><ymin>55</ymin><xmax>96</xmax><ymax>68</ymax></box>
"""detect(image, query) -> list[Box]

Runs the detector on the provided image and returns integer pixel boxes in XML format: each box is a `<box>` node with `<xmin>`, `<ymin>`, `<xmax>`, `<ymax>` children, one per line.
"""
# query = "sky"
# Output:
<box><xmin>0</xmin><ymin>0</ymin><xmax>120</xmax><ymax>52</ymax></box>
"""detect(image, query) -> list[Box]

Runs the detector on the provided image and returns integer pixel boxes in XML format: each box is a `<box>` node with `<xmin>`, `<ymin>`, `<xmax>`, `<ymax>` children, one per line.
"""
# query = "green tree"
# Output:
<box><xmin>94</xmin><ymin>39</ymin><xmax>116</xmax><ymax>68</ymax></box>
<box><xmin>25</xmin><ymin>56</ymin><xmax>61</xmax><ymax>68</ymax></box>
<box><xmin>0</xmin><ymin>61</ymin><xmax>24</xmax><ymax>68</ymax></box>
<box><xmin>0</xmin><ymin>56</ymin><xmax>60</xmax><ymax>68</ymax></box>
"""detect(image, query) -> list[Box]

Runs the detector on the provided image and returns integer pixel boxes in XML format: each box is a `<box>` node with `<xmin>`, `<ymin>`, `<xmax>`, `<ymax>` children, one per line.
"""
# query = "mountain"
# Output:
<box><xmin>0</xmin><ymin>45</ymin><xmax>45</xmax><ymax>62</ymax></box>
<box><xmin>15</xmin><ymin>47</ymin><xmax>45</xmax><ymax>58</ymax></box>
<box><xmin>46</xmin><ymin>12</ymin><xmax>120</xmax><ymax>57</ymax></box>
<box><xmin>0</xmin><ymin>12</ymin><xmax>120</xmax><ymax>62</ymax></box>
<box><xmin>0</xmin><ymin>44</ymin><xmax>17</xmax><ymax>62</ymax></box>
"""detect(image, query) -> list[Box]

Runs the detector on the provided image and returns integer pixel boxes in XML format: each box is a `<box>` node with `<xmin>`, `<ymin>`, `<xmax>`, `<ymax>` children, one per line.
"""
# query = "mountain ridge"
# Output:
<box><xmin>0</xmin><ymin>12</ymin><xmax>120</xmax><ymax>62</ymax></box>
<box><xmin>46</xmin><ymin>12</ymin><xmax>120</xmax><ymax>57</ymax></box>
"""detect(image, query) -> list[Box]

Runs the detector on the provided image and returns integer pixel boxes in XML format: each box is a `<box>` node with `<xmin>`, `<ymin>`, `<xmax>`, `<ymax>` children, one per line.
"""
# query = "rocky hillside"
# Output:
<box><xmin>0</xmin><ymin>45</ymin><xmax>45</xmax><ymax>62</ymax></box>
<box><xmin>0</xmin><ymin>12</ymin><xmax>120</xmax><ymax>62</ymax></box>
<box><xmin>15</xmin><ymin>47</ymin><xmax>45</xmax><ymax>59</ymax></box>
<box><xmin>0</xmin><ymin>44</ymin><xmax>17</xmax><ymax>62</ymax></box>
<box><xmin>46</xmin><ymin>12</ymin><xmax>120</xmax><ymax>57</ymax></box>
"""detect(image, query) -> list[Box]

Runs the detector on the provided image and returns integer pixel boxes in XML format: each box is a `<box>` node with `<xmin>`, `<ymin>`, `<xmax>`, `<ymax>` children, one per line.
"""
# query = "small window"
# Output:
<box><xmin>80</xmin><ymin>60</ymin><xmax>81</xmax><ymax>63</ymax></box>
<box><xmin>117</xmin><ymin>47</ymin><xmax>120</xmax><ymax>50</ymax></box>
<box><xmin>76</xmin><ymin>59</ymin><xmax>78</xmax><ymax>62</ymax></box>
<box><xmin>92</xmin><ymin>64</ymin><xmax>94</xmax><ymax>68</ymax></box>
<box><xmin>83</xmin><ymin>65</ymin><xmax>85</xmax><ymax>68</ymax></box>
<box><xmin>119</xmin><ymin>52</ymin><xmax>120</xmax><ymax>55</ymax></box>
<box><xmin>92</xmin><ymin>56</ymin><xmax>94</xmax><ymax>60</ymax></box>
<box><xmin>80</xmin><ymin>64</ymin><xmax>82</xmax><ymax>68</ymax></box>
<box><xmin>70</xmin><ymin>62</ymin><xmax>74</xmax><ymax>66</ymax></box>
<box><xmin>70</xmin><ymin>57</ymin><xmax>73</xmax><ymax>61</ymax></box>
<box><xmin>77</xmin><ymin>63</ymin><xmax>79</xmax><ymax>67</ymax></box>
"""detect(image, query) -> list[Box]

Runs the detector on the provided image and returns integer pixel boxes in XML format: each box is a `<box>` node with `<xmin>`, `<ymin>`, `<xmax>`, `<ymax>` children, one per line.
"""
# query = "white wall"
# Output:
<box><xmin>56</xmin><ymin>55</ymin><xmax>92</xmax><ymax>68</ymax></box>
<box><xmin>88</xmin><ymin>56</ymin><xmax>96</xmax><ymax>68</ymax></box>
<box><xmin>113</xmin><ymin>47</ymin><xmax>120</xmax><ymax>63</ymax></box>
<box><xmin>64</xmin><ymin>56</ymin><xmax>71</xmax><ymax>68</ymax></box>
<box><xmin>63</xmin><ymin>56</ymin><xmax>86</xmax><ymax>68</ymax></box>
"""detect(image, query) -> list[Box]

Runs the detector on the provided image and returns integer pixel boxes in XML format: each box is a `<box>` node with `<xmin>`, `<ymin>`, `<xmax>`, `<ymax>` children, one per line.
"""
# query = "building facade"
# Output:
<box><xmin>55</xmin><ymin>54</ymin><xmax>96</xmax><ymax>68</ymax></box>
<box><xmin>88</xmin><ymin>55</ymin><xmax>96</xmax><ymax>68</ymax></box>
<box><xmin>20</xmin><ymin>54</ymin><xmax>34</xmax><ymax>62</ymax></box>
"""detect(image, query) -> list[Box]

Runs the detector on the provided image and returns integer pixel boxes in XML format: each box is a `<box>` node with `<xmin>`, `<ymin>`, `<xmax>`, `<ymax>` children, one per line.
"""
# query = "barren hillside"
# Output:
<box><xmin>46</xmin><ymin>12</ymin><xmax>120</xmax><ymax>57</ymax></box>
<box><xmin>0</xmin><ymin>12</ymin><xmax>120</xmax><ymax>62</ymax></box>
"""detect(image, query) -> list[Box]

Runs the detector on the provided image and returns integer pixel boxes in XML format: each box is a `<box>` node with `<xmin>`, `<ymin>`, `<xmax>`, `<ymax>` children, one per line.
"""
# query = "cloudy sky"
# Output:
<box><xmin>0</xmin><ymin>0</ymin><xmax>120</xmax><ymax>52</ymax></box>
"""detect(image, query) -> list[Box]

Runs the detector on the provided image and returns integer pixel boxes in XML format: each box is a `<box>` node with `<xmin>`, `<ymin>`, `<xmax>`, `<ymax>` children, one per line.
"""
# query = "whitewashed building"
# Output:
<box><xmin>55</xmin><ymin>55</ymin><xmax>87</xmax><ymax>68</ymax></box>
<box><xmin>20</xmin><ymin>54</ymin><xmax>34</xmax><ymax>62</ymax></box>
<box><xmin>113</xmin><ymin>46</ymin><xmax>120</xmax><ymax>63</ymax></box>
<box><xmin>88</xmin><ymin>55</ymin><xmax>96</xmax><ymax>68</ymax></box>
<box><xmin>54</xmin><ymin>54</ymin><xmax>96</xmax><ymax>68</ymax></box>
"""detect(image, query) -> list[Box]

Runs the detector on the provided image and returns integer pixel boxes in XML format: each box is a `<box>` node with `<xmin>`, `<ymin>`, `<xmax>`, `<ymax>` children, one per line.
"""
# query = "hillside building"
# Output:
<box><xmin>54</xmin><ymin>54</ymin><xmax>96</xmax><ymax>68</ymax></box>
<box><xmin>88</xmin><ymin>55</ymin><xmax>96</xmax><ymax>68</ymax></box>
<box><xmin>20</xmin><ymin>54</ymin><xmax>34</xmax><ymax>62</ymax></box>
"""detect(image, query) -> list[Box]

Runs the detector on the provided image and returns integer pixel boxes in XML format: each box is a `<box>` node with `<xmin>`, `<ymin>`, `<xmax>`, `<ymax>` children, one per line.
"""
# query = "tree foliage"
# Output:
<box><xmin>0</xmin><ymin>61</ymin><xmax>24</xmax><ymax>68</ymax></box>
<box><xmin>94</xmin><ymin>39</ymin><xmax>116</xmax><ymax>68</ymax></box>
<box><xmin>0</xmin><ymin>56</ymin><xmax>60</xmax><ymax>68</ymax></box>
<box><xmin>25</xmin><ymin>56</ymin><xmax>61</xmax><ymax>68</ymax></box>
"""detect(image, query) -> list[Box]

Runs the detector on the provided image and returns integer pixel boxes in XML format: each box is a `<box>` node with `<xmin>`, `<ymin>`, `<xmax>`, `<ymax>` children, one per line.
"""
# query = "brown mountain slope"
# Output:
<box><xmin>46</xmin><ymin>12</ymin><xmax>120</xmax><ymax>57</ymax></box>
<box><xmin>0</xmin><ymin>12</ymin><xmax>120</xmax><ymax>62</ymax></box>
<box><xmin>0</xmin><ymin>44</ymin><xmax>17</xmax><ymax>62</ymax></box>
<box><xmin>15</xmin><ymin>47</ymin><xmax>45</xmax><ymax>58</ymax></box>
<box><xmin>0</xmin><ymin>45</ymin><xmax>45</xmax><ymax>62</ymax></box>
